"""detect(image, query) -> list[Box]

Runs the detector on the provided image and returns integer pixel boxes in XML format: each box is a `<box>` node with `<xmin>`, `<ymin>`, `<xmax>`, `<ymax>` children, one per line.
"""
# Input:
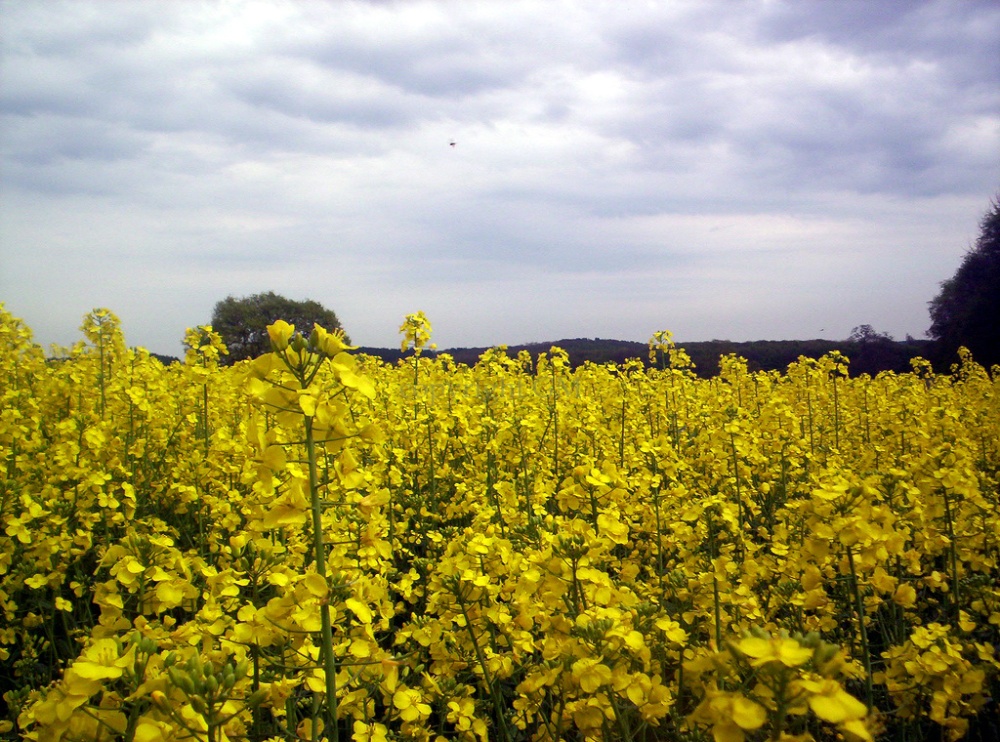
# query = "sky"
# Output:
<box><xmin>1</xmin><ymin>0</ymin><xmax>998</xmax><ymax>357</ymax></box>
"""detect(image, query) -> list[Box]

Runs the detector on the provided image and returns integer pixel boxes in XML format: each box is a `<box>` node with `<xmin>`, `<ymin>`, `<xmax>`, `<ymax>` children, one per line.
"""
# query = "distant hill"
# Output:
<box><xmin>358</xmin><ymin>336</ymin><xmax>937</xmax><ymax>377</ymax></box>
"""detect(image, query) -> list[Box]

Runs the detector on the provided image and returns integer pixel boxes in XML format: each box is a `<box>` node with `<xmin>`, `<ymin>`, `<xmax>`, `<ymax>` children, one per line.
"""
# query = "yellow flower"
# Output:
<box><xmin>572</xmin><ymin>657</ymin><xmax>613</xmax><ymax>693</ymax></box>
<box><xmin>309</xmin><ymin>323</ymin><xmax>354</xmax><ymax>357</ymax></box>
<box><xmin>693</xmin><ymin>692</ymin><xmax>767</xmax><ymax>742</ymax></box>
<box><xmin>655</xmin><ymin>617</ymin><xmax>689</xmax><ymax>645</ymax></box>
<box><xmin>353</xmin><ymin>720</ymin><xmax>389</xmax><ymax>742</ymax></box>
<box><xmin>892</xmin><ymin>583</ymin><xmax>917</xmax><ymax>608</ymax></box>
<box><xmin>596</xmin><ymin>511</ymin><xmax>630</xmax><ymax>545</ymax></box>
<box><xmin>392</xmin><ymin>687</ymin><xmax>431</xmax><ymax>722</ymax></box>
<box><xmin>345</xmin><ymin>597</ymin><xmax>373</xmax><ymax>623</ymax></box>
<box><xmin>72</xmin><ymin>638</ymin><xmax>135</xmax><ymax>682</ymax></box>
<box><xmin>734</xmin><ymin>635</ymin><xmax>813</xmax><ymax>668</ymax></box>
<box><xmin>729</xmin><ymin>695</ymin><xmax>767</xmax><ymax>729</ymax></box>
<box><xmin>800</xmin><ymin>679</ymin><xmax>868</xmax><ymax>724</ymax></box>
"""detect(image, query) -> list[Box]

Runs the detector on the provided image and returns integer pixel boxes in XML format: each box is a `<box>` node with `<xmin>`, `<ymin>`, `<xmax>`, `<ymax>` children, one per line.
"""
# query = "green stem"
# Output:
<box><xmin>832</xmin><ymin>374</ymin><xmax>840</xmax><ymax>451</ymax></box>
<box><xmin>551</xmin><ymin>368</ymin><xmax>559</xmax><ymax>478</ymax></box>
<box><xmin>455</xmin><ymin>589</ymin><xmax>512</xmax><ymax>742</ymax></box>
<box><xmin>730</xmin><ymin>432</ymin><xmax>744</xmax><ymax>549</ymax></box>
<box><xmin>619</xmin><ymin>389</ymin><xmax>626</xmax><ymax>467</ymax></box>
<box><xmin>98</xmin><ymin>331</ymin><xmax>107</xmax><ymax>419</ymax></box>
<box><xmin>305</xmin><ymin>418</ymin><xmax>339</xmax><ymax>742</ymax></box>
<box><xmin>709</xmin><ymin>518</ymin><xmax>722</xmax><ymax>649</ymax></box>
<box><xmin>202</xmin><ymin>379</ymin><xmax>210</xmax><ymax>457</ymax></box>
<box><xmin>846</xmin><ymin>547</ymin><xmax>874</xmax><ymax>709</ymax></box>
<box><xmin>941</xmin><ymin>488</ymin><xmax>960</xmax><ymax>620</ymax></box>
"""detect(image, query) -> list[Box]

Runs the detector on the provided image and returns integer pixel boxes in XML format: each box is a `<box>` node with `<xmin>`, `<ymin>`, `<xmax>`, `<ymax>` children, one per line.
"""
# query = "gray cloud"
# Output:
<box><xmin>1</xmin><ymin>0</ymin><xmax>997</xmax><ymax>355</ymax></box>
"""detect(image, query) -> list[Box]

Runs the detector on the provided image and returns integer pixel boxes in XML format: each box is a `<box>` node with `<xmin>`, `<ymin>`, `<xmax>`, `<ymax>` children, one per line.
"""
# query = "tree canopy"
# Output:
<box><xmin>210</xmin><ymin>292</ymin><xmax>349</xmax><ymax>364</ymax></box>
<box><xmin>928</xmin><ymin>195</ymin><xmax>1000</xmax><ymax>370</ymax></box>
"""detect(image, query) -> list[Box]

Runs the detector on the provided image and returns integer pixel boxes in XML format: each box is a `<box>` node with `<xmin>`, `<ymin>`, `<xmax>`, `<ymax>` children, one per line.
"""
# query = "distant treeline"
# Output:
<box><xmin>358</xmin><ymin>336</ymin><xmax>941</xmax><ymax>378</ymax></box>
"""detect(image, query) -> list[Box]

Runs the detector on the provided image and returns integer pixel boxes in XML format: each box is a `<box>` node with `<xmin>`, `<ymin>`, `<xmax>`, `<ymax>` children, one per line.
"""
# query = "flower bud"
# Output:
<box><xmin>308</xmin><ymin>324</ymin><xmax>322</xmax><ymax>351</ymax></box>
<box><xmin>267</xmin><ymin>320</ymin><xmax>295</xmax><ymax>352</ymax></box>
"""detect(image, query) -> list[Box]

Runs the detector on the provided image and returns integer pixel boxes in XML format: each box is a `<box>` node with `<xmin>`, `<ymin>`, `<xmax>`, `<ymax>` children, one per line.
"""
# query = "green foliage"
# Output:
<box><xmin>928</xmin><ymin>195</ymin><xmax>1000</xmax><ymax>370</ymax></box>
<box><xmin>209</xmin><ymin>292</ymin><xmax>349</xmax><ymax>364</ymax></box>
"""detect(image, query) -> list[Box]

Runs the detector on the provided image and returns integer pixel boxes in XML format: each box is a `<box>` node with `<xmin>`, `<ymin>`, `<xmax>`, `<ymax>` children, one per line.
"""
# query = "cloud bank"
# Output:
<box><xmin>1</xmin><ymin>0</ymin><xmax>998</xmax><ymax>355</ymax></box>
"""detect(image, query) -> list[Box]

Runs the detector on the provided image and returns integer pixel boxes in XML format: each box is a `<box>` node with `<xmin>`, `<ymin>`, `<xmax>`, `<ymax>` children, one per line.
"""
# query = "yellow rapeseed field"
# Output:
<box><xmin>2</xmin><ymin>305</ymin><xmax>998</xmax><ymax>742</ymax></box>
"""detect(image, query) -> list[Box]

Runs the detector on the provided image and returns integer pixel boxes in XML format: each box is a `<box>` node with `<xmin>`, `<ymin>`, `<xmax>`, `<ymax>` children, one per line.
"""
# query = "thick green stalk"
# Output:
<box><xmin>97</xmin><ymin>331</ymin><xmax>107</xmax><ymax>419</ymax></box>
<box><xmin>846</xmin><ymin>547</ymin><xmax>874</xmax><ymax>709</ymax></box>
<box><xmin>730</xmin><ymin>432</ymin><xmax>744</xmax><ymax>543</ymax></box>
<box><xmin>941</xmin><ymin>488</ymin><xmax>960</xmax><ymax>620</ymax></box>
<box><xmin>709</xmin><ymin>518</ymin><xmax>722</xmax><ymax>649</ymax></box>
<box><xmin>619</xmin><ymin>389</ymin><xmax>626</xmax><ymax>468</ymax></box>
<box><xmin>551</xmin><ymin>367</ymin><xmax>559</xmax><ymax>478</ymax></box>
<box><xmin>455</xmin><ymin>589</ymin><xmax>512</xmax><ymax>742</ymax></box>
<box><xmin>305</xmin><ymin>418</ymin><xmax>339</xmax><ymax>742</ymax></box>
<box><xmin>202</xmin><ymin>379</ymin><xmax>210</xmax><ymax>457</ymax></box>
<box><xmin>832</xmin><ymin>374</ymin><xmax>840</xmax><ymax>450</ymax></box>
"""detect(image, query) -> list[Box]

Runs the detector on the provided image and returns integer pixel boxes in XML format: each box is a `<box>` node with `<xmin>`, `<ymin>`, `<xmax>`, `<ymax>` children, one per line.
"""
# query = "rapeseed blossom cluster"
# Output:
<box><xmin>1</xmin><ymin>303</ymin><xmax>999</xmax><ymax>741</ymax></box>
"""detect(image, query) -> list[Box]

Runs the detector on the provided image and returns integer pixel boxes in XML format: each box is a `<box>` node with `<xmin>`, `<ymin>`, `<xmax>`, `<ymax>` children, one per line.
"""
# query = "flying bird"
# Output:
<box><xmin>449</xmin><ymin>140</ymin><xmax>456</xmax><ymax>147</ymax></box>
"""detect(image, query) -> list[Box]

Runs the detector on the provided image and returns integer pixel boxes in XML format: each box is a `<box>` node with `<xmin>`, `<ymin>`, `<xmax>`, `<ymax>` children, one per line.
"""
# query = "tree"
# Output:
<box><xmin>848</xmin><ymin>325</ymin><xmax>893</xmax><ymax>345</ymax></box>
<box><xmin>847</xmin><ymin>325</ymin><xmax>895</xmax><ymax>376</ymax></box>
<box><xmin>928</xmin><ymin>195</ymin><xmax>1000</xmax><ymax>370</ymax></box>
<box><xmin>209</xmin><ymin>292</ymin><xmax>350</xmax><ymax>364</ymax></box>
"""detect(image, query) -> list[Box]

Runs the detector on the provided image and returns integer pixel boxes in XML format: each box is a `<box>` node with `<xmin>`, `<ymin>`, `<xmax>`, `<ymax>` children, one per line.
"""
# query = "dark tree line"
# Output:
<box><xmin>927</xmin><ymin>194</ymin><xmax>1000</xmax><ymax>371</ymax></box>
<box><xmin>358</xmin><ymin>335</ymin><xmax>934</xmax><ymax>378</ymax></box>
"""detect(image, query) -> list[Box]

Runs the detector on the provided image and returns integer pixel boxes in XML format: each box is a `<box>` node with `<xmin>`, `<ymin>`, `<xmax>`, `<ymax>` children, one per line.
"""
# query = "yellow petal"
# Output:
<box><xmin>808</xmin><ymin>689</ymin><xmax>867</xmax><ymax>723</ymax></box>
<box><xmin>155</xmin><ymin>581</ymin><xmax>185</xmax><ymax>608</ymax></box>
<box><xmin>393</xmin><ymin>689</ymin><xmax>412</xmax><ymax>710</ymax></box>
<box><xmin>298</xmin><ymin>394</ymin><xmax>317</xmax><ymax>417</ymax></box>
<box><xmin>302</xmin><ymin>573</ymin><xmax>328</xmax><ymax>599</ymax></box>
<box><xmin>624</xmin><ymin>630</ymin><xmax>645</xmax><ymax>651</ymax></box>
<box><xmin>713</xmin><ymin>721</ymin><xmax>745</xmax><ymax>742</ymax></box>
<box><xmin>809</xmin><ymin>694</ymin><xmax>846</xmax><ymax>722</ymax></box>
<box><xmin>731</xmin><ymin>696</ymin><xmax>766</xmax><ymax>730</ymax></box>
<box><xmin>134</xmin><ymin>719</ymin><xmax>165</xmax><ymax>742</ymax></box>
<box><xmin>349</xmin><ymin>639</ymin><xmax>371</xmax><ymax>658</ymax></box>
<box><xmin>267</xmin><ymin>320</ymin><xmax>295</xmax><ymax>352</ymax></box>
<box><xmin>734</xmin><ymin>637</ymin><xmax>771</xmax><ymax>658</ymax></box>
<box><xmin>262</xmin><ymin>445</ymin><xmax>287</xmax><ymax>471</ymax></box>
<box><xmin>262</xmin><ymin>501</ymin><xmax>307</xmax><ymax>528</ymax></box>
<box><xmin>840</xmin><ymin>718</ymin><xmax>873</xmax><ymax>742</ymax></box>
<box><xmin>345</xmin><ymin>598</ymin><xmax>373</xmax><ymax>624</ymax></box>
<box><xmin>776</xmin><ymin>639</ymin><xmax>814</xmax><ymax>667</ymax></box>
<box><xmin>892</xmin><ymin>584</ymin><xmax>917</xmax><ymax>608</ymax></box>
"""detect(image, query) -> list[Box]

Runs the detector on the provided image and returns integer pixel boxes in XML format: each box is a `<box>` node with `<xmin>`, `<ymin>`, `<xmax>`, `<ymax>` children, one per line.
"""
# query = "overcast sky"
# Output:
<box><xmin>1</xmin><ymin>0</ymin><xmax>998</xmax><ymax>356</ymax></box>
